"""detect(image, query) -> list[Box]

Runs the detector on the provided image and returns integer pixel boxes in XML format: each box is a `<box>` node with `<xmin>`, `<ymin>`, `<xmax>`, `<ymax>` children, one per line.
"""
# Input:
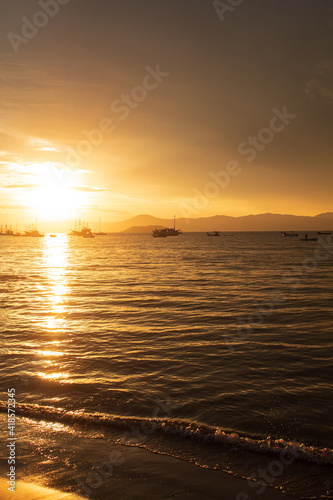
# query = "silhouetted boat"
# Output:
<box><xmin>50</xmin><ymin>234</ymin><xmax>57</xmax><ymax>238</ymax></box>
<box><xmin>207</xmin><ymin>231</ymin><xmax>220</xmax><ymax>236</ymax></box>
<box><xmin>317</xmin><ymin>231</ymin><xmax>331</xmax><ymax>235</ymax></box>
<box><xmin>281</xmin><ymin>231</ymin><xmax>298</xmax><ymax>237</ymax></box>
<box><xmin>300</xmin><ymin>237</ymin><xmax>318</xmax><ymax>241</ymax></box>
<box><xmin>69</xmin><ymin>220</ymin><xmax>94</xmax><ymax>237</ymax></box>
<box><xmin>164</xmin><ymin>216</ymin><xmax>182</xmax><ymax>236</ymax></box>
<box><xmin>152</xmin><ymin>216</ymin><xmax>182</xmax><ymax>237</ymax></box>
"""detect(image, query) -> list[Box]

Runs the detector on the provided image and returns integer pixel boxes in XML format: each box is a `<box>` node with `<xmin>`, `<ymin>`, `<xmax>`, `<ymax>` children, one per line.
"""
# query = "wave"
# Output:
<box><xmin>1</xmin><ymin>402</ymin><xmax>332</xmax><ymax>466</ymax></box>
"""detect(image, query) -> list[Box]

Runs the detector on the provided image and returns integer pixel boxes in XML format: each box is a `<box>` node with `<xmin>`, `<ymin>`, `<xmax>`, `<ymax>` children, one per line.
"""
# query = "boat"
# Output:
<box><xmin>317</xmin><ymin>231</ymin><xmax>331</xmax><ymax>235</ymax></box>
<box><xmin>207</xmin><ymin>231</ymin><xmax>220</xmax><ymax>236</ymax></box>
<box><xmin>152</xmin><ymin>216</ymin><xmax>183</xmax><ymax>237</ymax></box>
<box><xmin>163</xmin><ymin>216</ymin><xmax>183</xmax><ymax>236</ymax></box>
<box><xmin>300</xmin><ymin>237</ymin><xmax>318</xmax><ymax>241</ymax></box>
<box><xmin>24</xmin><ymin>223</ymin><xmax>44</xmax><ymax>237</ymax></box>
<box><xmin>69</xmin><ymin>220</ymin><xmax>94</xmax><ymax>237</ymax></box>
<box><xmin>95</xmin><ymin>218</ymin><xmax>107</xmax><ymax>236</ymax></box>
<box><xmin>50</xmin><ymin>234</ymin><xmax>57</xmax><ymax>238</ymax></box>
<box><xmin>281</xmin><ymin>232</ymin><xmax>298</xmax><ymax>237</ymax></box>
<box><xmin>152</xmin><ymin>228</ymin><xmax>168</xmax><ymax>238</ymax></box>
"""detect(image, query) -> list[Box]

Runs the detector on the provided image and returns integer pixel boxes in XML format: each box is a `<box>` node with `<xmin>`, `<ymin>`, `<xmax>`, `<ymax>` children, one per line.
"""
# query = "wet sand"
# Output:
<box><xmin>0</xmin><ymin>446</ymin><xmax>298</xmax><ymax>500</ymax></box>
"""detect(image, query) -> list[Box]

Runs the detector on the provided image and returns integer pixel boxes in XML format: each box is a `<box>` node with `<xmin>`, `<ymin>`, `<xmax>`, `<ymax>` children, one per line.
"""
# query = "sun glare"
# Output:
<box><xmin>21</xmin><ymin>163</ymin><xmax>86</xmax><ymax>220</ymax></box>
<box><xmin>29</xmin><ymin>184</ymin><xmax>83</xmax><ymax>220</ymax></box>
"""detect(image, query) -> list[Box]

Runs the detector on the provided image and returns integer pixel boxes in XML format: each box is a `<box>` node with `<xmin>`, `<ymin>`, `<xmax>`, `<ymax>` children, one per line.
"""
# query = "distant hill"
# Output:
<box><xmin>123</xmin><ymin>225</ymin><xmax>166</xmax><ymax>233</ymax></box>
<box><xmin>108</xmin><ymin>212</ymin><xmax>333</xmax><ymax>233</ymax></box>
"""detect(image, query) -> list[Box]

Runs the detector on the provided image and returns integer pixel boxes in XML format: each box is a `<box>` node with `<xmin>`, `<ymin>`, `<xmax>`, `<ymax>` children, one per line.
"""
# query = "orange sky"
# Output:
<box><xmin>1</xmin><ymin>0</ymin><xmax>332</xmax><ymax>230</ymax></box>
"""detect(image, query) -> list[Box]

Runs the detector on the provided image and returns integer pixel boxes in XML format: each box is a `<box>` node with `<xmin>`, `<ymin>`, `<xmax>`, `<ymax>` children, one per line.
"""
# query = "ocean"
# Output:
<box><xmin>0</xmin><ymin>232</ymin><xmax>332</xmax><ymax>498</ymax></box>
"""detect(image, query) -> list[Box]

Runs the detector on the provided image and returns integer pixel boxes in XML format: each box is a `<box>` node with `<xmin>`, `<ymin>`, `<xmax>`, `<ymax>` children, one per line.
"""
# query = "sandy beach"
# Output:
<box><xmin>0</xmin><ymin>443</ymin><xmax>298</xmax><ymax>500</ymax></box>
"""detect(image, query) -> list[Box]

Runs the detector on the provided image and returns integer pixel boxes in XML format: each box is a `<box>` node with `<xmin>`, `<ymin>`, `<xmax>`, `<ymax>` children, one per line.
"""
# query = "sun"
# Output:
<box><xmin>21</xmin><ymin>163</ymin><xmax>86</xmax><ymax>221</ymax></box>
<box><xmin>28</xmin><ymin>184</ymin><xmax>84</xmax><ymax>220</ymax></box>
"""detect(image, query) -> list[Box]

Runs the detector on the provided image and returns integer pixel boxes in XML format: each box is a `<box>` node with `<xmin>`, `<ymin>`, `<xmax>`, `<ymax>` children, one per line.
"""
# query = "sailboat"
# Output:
<box><xmin>95</xmin><ymin>218</ymin><xmax>107</xmax><ymax>236</ymax></box>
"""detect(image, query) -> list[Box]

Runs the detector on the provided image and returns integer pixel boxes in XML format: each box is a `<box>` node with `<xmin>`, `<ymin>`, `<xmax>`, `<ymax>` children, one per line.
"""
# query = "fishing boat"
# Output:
<box><xmin>317</xmin><ymin>231</ymin><xmax>331</xmax><ymax>235</ymax></box>
<box><xmin>281</xmin><ymin>231</ymin><xmax>298</xmax><ymax>237</ymax></box>
<box><xmin>207</xmin><ymin>231</ymin><xmax>221</xmax><ymax>236</ymax></box>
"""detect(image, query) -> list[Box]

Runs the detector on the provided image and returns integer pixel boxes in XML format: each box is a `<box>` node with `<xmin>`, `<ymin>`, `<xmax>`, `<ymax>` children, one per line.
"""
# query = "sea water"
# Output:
<box><xmin>0</xmin><ymin>232</ymin><xmax>332</xmax><ymax>498</ymax></box>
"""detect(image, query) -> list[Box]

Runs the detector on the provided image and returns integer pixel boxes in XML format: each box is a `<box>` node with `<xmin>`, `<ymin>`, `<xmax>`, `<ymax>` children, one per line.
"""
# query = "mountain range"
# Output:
<box><xmin>106</xmin><ymin>213</ymin><xmax>333</xmax><ymax>233</ymax></box>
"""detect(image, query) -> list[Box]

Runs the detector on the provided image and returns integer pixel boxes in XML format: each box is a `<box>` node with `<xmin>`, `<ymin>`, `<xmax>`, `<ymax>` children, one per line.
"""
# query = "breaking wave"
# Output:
<box><xmin>1</xmin><ymin>402</ymin><xmax>332</xmax><ymax>466</ymax></box>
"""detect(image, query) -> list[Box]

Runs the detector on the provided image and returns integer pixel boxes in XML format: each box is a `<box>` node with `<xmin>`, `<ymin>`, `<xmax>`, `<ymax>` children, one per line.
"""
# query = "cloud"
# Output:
<box><xmin>26</xmin><ymin>138</ymin><xmax>61</xmax><ymax>152</ymax></box>
<box><xmin>3</xmin><ymin>183</ymin><xmax>38</xmax><ymax>189</ymax></box>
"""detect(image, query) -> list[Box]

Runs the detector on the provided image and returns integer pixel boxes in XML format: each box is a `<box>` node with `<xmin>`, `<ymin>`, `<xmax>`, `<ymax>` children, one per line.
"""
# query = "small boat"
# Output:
<box><xmin>317</xmin><ymin>231</ymin><xmax>331</xmax><ymax>235</ymax></box>
<box><xmin>50</xmin><ymin>234</ymin><xmax>57</xmax><ymax>238</ymax></box>
<box><xmin>281</xmin><ymin>232</ymin><xmax>298</xmax><ymax>237</ymax></box>
<box><xmin>207</xmin><ymin>231</ymin><xmax>220</xmax><ymax>236</ymax></box>
<box><xmin>300</xmin><ymin>237</ymin><xmax>318</xmax><ymax>241</ymax></box>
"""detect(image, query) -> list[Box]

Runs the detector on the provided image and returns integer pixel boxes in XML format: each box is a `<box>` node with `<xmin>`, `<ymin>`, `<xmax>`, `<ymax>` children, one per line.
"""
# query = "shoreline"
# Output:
<box><xmin>0</xmin><ymin>445</ymin><xmax>299</xmax><ymax>500</ymax></box>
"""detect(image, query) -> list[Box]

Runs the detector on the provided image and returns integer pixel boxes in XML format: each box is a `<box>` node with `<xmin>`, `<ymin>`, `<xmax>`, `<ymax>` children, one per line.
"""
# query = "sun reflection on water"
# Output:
<box><xmin>37</xmin><ymin>234</ymin><xmax>71</xmax><ymax>382</ymax></box>
<box><xmin>43</xmin><ymin>234</ymin><xmax>69</xmax><ymax>328</ymax></box>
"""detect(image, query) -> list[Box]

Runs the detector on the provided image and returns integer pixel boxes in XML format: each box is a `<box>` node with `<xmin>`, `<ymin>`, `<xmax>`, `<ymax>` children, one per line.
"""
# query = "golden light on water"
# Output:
<box><xmin>36</xmin><ymin>350</ymin><xmax>65</xmax><ymax>357</ymax></box>
<box><xmin>44</xmin><ymin>233</ymin><xmax>69</xmax><ymax>320</ymax></box>
<box><xmin>37</xmin><ymin>234</ymin><xmax>71</xmax><ymax>382</ymax></box>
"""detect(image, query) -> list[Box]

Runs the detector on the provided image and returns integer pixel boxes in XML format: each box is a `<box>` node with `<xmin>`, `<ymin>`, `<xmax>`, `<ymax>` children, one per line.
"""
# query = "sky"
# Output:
<box><xmin>0</xmin><ymin>0</ymin><xmax>332</xmax><ymax>229</ymax></box>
